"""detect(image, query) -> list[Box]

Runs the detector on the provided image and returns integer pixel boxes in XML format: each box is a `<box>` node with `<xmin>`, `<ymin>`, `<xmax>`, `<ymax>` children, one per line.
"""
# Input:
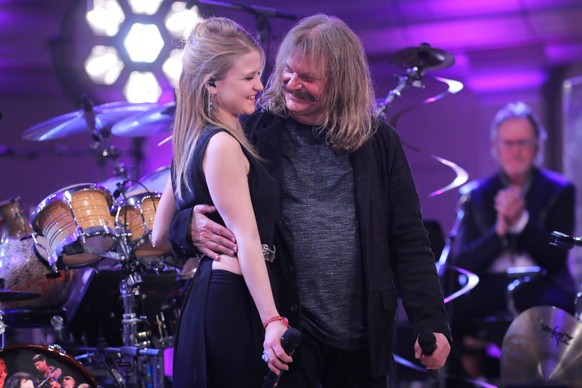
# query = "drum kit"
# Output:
<box><xmin>0</xmin><ymin>97</ymin><xmax>182</xmax><ymax>387</ymax></box>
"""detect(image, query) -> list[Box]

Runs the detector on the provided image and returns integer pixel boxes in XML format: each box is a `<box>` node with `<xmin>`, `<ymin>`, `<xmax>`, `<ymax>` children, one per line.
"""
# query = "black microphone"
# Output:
<box><xmin>263</xmin><ymin>327</ymin><xmax>301</xmax><ymax>388</ymax></box>
<box><xmin>418</xmin><ymin>330</ymin><xmax>440</xmax><ymax>379</ymax></box>
<box><xmin>113</xmin><ymin>180</ymin><xmax>127</xmax><ymax>198</ymax></box>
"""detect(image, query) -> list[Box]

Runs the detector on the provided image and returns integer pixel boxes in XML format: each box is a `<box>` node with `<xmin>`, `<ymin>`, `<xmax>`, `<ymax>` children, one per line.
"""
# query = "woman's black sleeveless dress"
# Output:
<box><xmin>171</xmin><ymin>127</ymin><xmax>278</xmax><ymax>387</ymax></box>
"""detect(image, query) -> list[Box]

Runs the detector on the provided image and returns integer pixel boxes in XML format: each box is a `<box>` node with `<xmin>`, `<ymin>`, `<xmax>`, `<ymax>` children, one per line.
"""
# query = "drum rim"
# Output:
<box><xmin>0</xmin><ymin>343</ymin><xmax>99</xmax><ymax>387</ymax></box>
<box><xmin>30</xmin><ymin>183</ymin><xmax>113</xmax><ymax>232</ymax></box>
<box><xmin>119</xmin><ymin>191</ymin><xmax>161</xmax><ymax>206</ymax></box>
<box><xmin>54</xmin><ymin>225</ymin><xmax>117</xmax><ymax>258</ymax></box>
<box><xmin>0</xmin><ymin>196</ymin><xmax>21</xmax><ymax>207</ymax></box>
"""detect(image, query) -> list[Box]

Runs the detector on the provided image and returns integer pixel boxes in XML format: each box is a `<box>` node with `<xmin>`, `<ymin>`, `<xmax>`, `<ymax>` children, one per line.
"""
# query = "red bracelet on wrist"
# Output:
<box><xmin>263</xmin><ymin>316</ymin><xmax>290</xmax><ymax>329</ymax></box>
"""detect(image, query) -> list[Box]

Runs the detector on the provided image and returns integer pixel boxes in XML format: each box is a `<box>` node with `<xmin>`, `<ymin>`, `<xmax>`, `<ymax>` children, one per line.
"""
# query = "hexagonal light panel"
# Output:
<box><xmin>124</xmin><ymin>23</ymin><xmax>165</xmax><ymax>63</ymax></box>
<box><xmin>128</xmin><ymin>0</ymin><xmax>163</xmax><ymax>15</ymax></box>
<box><xmin>165</xmin><ymin>2</ymin><xmax>203</xmax><ymax>39</ymax></box>
<box><xmin>85</xmin><ymin>45</ymin><xmax>124</xmax><ymax>85</ymax></box>
<box><xmin>124</xmin><ymin>71</ymin><xmax>162</xmax><ymax>103</ymax></box>
<box><xmin>86</xmin><ymin>0</ymin><xmax>125</xmax><ymax>37</ymax></box>
<box><xmin>162</xmin><ymin>49</ymin><xmax>183</xmax><ymax>87</ymax></box>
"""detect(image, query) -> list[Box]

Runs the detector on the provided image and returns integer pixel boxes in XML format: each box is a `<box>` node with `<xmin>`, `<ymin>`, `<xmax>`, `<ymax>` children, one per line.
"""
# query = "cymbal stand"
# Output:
<box><xmin>81</xmin><ymin>95</ymin><xmax>132</xmax><ymax>184</ymax></box>
<box><xmin>436</xmin><ymin>193</ymin><xmax>469</xmax><ymax>277</ymax></box>
<box><xmin>550</xmin><ymin>231</ymin><xmax>582</xmax><ymax>322</ymax></box>
<box><xmin>72</xmin><ymin>246</ymin><xmax>166</xmax><ymax>386</ymax></box>
<box><xmin>113</xmin><ymin>205</ymin><xmax>166</xmax><ymax>386</ymax></box>
<box><xmin>119</xmin><ymin>269</ymin><xmax>147</xmax><ymax>348</ymax></box>
<box><xmin>376</xmin><ymin>66</ymin><xmax>426</xmax><ymax>120</ymax></box>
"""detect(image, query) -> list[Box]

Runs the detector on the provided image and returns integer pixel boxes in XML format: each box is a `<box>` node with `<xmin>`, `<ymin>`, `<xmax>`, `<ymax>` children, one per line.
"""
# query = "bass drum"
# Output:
<box><xmin>0</xmin><ymin>344</ymin><xmax>98</xmax><ymax>387</ymax></box>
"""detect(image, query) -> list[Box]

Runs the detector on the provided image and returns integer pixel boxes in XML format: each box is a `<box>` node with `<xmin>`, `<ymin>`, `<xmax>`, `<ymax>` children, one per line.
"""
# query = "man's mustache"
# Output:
<box><xmin>283</xmin><ymin>85</ymin><xmax>318</xmax><ymax>102</ymax></box>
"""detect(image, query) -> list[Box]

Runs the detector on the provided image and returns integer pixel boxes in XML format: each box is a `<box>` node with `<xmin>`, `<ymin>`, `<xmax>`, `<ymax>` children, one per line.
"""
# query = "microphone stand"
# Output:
<box><xmin>550</xmin><ymin>231</ymin><xmax>582</xmax><ymax>249</ymax></box>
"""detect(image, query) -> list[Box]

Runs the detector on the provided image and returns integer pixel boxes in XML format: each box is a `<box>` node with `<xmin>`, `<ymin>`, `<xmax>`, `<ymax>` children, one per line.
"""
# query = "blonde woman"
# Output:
<box><xmin>153</xmin><ymin>18</ymin><xmax>292</xmax><ymax>387</ymax></box>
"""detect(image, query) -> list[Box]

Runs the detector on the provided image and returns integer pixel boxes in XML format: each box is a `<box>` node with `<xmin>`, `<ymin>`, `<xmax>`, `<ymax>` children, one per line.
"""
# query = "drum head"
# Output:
<box><xmin>99</xmin><ymin>176</ymin><xmax>125</xmax><ymax>196</ymax></box>
<box><xmin>0</xmin><ymin>344</ymin><xmax>98</xmax><ymax>387</ymax></box>
<box><xmin>128</xmin><ymin>165</ymin><xmax>170</xmax><ymax>194</ymax></box>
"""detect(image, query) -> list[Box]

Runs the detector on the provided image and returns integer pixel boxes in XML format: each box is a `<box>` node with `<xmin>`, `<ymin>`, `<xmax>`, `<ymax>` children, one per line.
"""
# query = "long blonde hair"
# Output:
<box><xmin>259</xmin><ymin>14</ymin><xmax>377</xmax><ymax>152</ymax></box>
<box><xmin>173</xmin><ymin>17</ymin><xmax>265</xmax><ymax>201</ymax></box>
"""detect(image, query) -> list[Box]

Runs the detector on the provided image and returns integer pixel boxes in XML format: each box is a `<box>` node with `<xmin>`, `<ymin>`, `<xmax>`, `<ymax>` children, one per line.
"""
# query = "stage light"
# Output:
<box><xmin>124</xmin><ymin>24</ymin><xmax>165</xmax><ymax>63</ymax></box>
<box><xmin>51</xmin><ymin>0</ymin><xmax>204</xmax><ymax>105</ymax></box>
<box><xmin>124</xmin><ymin>71</ymin><xmax>162</xmax><ymax>103</ymax></box>
<box><xmin>165</xmin><ymin>2</ymin><xmax>204</xmax><ymax>39</ymax></box>
<box><xmin>85</xmin><ymin>0</ymin><xmax>125</xmax><ymax>37</ymax></box>
<box><xmin>127</xmin><ymin>0</ymin><xmax>163</xmax><ymax>15</ymax></box>
<box><xmin>85</xmin><ymin>46</ymin><xmax>124</xmax><ymax>85</ymax></box>
<box><xmin>162</xmin><ymin>49</ymin><xmax>183</xmax><ymax>87</ymax></box>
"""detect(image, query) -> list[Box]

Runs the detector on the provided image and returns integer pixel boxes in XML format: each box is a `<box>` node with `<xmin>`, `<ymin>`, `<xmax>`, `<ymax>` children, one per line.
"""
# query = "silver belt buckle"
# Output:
<box><xmin>262</xmin><ymin>244</ymin><xmax>276</xmax><ymax>263</ymax></box>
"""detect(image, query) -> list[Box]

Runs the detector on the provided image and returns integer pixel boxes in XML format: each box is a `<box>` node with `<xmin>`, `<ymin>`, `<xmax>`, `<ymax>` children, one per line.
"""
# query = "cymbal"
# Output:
<box><xmin>23</xmin><ymin>102</ymin><xmax>157</xmax><ymax>141</ymax></box>
<box><xmin>112</xmin><ymin>102</ymin><xmax>175</xmax><ymax>137</ymax></box>
<box><xmin>0</xmin><ymin>289</ymin><xmax>41</xmax><ymax>302</ymax></box>
<box><xmin>391</xmin><ymin>43</ymin><xmax>454</xmax><ymax>71</ymax></box>
<box><xmin>501</xmin><ymin>306</ymin><xmax>582</xmax><ymax>387</ymax></box>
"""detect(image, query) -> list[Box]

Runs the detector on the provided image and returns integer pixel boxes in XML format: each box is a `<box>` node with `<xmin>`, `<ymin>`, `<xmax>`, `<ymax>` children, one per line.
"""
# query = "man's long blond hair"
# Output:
<box><xmin>172</xmin><ymin>17</ymin><xmax>264</xmax><ymax>202</ymax></box>
<box><xmin>259</xmin><ymin>14</ymin><xmax>377</xmax><ymax>152</ymax></box>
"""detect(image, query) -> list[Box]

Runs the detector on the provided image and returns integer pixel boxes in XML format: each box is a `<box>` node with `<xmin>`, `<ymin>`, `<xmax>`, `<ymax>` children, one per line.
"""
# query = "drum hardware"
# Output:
<box><xmin>550</xmin><ymin>230</ymin><xmax>582</xmax><ymax>322</ymax></box>
<box><xmin>375</xmin><ymin>44</ymin><xmax>467</xmax><ymax>198</ymax></box>
<box><xmin>434</xmin><ymin>192</ymin><xmax>480</xmax><ymax>304</ymax></box>
<box><xmin>27</xmin><ymin>234</ymin><xmax>60</xmax><ymax>277</ymax></box>
<box><xmin>551</xmin><ymin>230</ymin><xmax>582</xmax><ymax>250</ymax></box>
<box><xmin>377</xmin><ymin>42</ymin><xmax>455</xmax><ymax>119</ymax></box>
<box><xmin>505</xmin><ymin>265</ymin><xmax>544</xmax><ymax>318</ymax></box>
<box><xmin>119</xmin><ymin>272</ymin><xmax>149</xmax><ymax>348</ymax></box>
<box><xmin>436</xmin><ymin>192</ymin><xmax>469</xmax><ymax>277</ymax></box>
<box><xmin>67</xmin><ymin>267</ymin><xmax>177</xmax><ymax>387</ymax></box>
<box><xmin>74</xmin><ymin>345</ymin><xmax>165</xmax><ymax>387</ymax></box>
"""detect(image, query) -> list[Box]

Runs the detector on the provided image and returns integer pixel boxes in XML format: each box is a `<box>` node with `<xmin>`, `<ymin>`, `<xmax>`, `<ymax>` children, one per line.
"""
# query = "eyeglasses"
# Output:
<box><xmin>496</xmin><ymin>139</ymin><xmax>536</xmax><ymax>150</ymax></box>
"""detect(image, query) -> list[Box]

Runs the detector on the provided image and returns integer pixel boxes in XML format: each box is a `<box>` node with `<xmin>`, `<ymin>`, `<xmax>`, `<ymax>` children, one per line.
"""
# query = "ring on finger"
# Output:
<box><xmin>261</xmin><ymin>350</ymin><xmax>269</xmax><ymax>363</ymax></box>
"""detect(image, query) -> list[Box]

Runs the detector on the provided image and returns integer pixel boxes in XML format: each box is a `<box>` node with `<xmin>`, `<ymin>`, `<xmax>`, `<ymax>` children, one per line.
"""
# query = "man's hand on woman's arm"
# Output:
<box><xmin>189</xmin><ymin>204</ymin><xmax>237</xmax><ymax>260</ymax></box>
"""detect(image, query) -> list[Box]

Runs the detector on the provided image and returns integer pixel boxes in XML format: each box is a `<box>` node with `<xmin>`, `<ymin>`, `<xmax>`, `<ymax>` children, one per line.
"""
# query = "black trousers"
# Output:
<box><xmin>205</xmin><ymin>269</ymin><xmax>267</xmax><ymax>388</ymax></box>
<box><xmin>278</xmin><ymin>328</ymin><xmax>388</xmax><ymax>388</ymax></box>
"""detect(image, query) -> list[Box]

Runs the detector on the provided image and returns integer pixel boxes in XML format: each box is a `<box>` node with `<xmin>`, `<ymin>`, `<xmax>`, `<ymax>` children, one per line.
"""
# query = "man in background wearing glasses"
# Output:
<box><xmin>448</xmin><ymin>101</ymin><xmax>577</xmax><ymax>383</ymax></box>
